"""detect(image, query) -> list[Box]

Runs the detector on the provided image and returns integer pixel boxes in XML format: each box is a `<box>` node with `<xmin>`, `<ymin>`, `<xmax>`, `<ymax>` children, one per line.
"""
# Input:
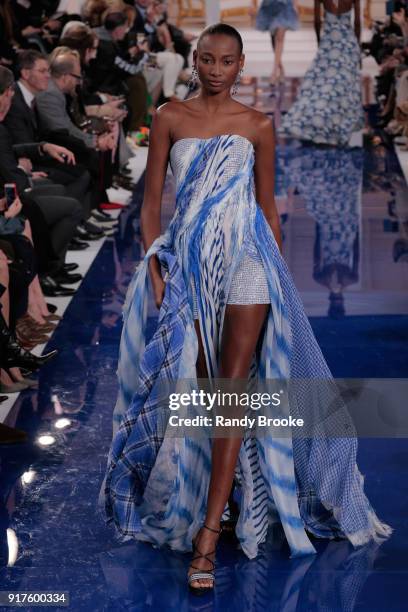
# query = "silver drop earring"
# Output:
<box><xmin>232</xmin><ymin>68</ymin><xmax>243</xmax><ymax>96</ymax></box>
<box><xmin>188</xmin><ymin>66</ymin><xmax>198</xmax><ymax>90</ymax></box>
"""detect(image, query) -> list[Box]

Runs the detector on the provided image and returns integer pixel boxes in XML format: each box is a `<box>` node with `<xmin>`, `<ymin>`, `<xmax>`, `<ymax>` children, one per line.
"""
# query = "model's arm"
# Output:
<box><xmin>140</xmin><ymin>105</ymin><xmax>172</xmax><ymax>307</ymax></box>
<box><xmin>253</xmin><ymin>117</ymin><xmax>282</xmax><ymax>253</ymax></box>
<box><xmin>314</xmin><ymin>0</ymin><xmax>321</xmax><ymax>45</ymax></box>
<box><xmin>354</xmin><ymin>0</ymin><xmax>361</xmax><ymax>44</ymax></box>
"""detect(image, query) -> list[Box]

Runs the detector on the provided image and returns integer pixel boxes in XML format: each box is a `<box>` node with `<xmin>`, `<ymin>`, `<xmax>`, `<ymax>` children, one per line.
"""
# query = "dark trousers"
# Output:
<box><xmin>30</xmin><ymin>184</ymin><xmax>83</xmax><ymax>270</ymax></box>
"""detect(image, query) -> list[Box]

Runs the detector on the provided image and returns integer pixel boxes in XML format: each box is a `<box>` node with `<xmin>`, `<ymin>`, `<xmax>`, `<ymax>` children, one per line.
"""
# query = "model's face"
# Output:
<box><xmin>0</xmin><ymin>84</ymin><xmax>15</xmax><ymax>121</ymax></box>
<box><xmin>23</xmin><ymin>59</ymin><xmax>50</xmax><ymax>92</ymax></box>
<box><xmin>195</xmin><ymin>34</ymin><xmax>244</xmax><ymax>95</ymax></box>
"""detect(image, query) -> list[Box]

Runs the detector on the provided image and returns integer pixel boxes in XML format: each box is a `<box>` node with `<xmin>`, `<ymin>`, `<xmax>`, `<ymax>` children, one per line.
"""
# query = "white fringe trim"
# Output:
<box><xmin>346</xmin><ymin>509</ymin><xmax>393</xmax><ymax>547</ymax></box>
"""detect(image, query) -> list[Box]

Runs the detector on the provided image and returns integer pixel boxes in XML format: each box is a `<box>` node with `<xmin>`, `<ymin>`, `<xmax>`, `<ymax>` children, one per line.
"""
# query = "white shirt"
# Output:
<box><xmin>18</xmin><ymin>80</ymin><xmax>35</xmax><ymax>109</ymax></box>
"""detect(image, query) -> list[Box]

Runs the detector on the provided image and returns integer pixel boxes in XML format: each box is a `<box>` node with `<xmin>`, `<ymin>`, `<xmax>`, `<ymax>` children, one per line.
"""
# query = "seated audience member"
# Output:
<box><xmin>2</xmin><ymin>49</ymin><xmax>113</xmax><ymax>233</ymax></box>
<box><xmin>0</xmin><ymin>66</ymin><xmax>86</xmax><ymax>296</ymax></box>
<box><xmin>35</xmin><ymin>49</ymin><xmax>114</xmax><ymax>152</ymax></box>
<box><xmin>92</xmin><ymin>11</ymin><xmax>149</xmax><ymax>131</ymax></box>
<box><xmin>129</xmin><ymin>1</ymin><xmax>186</xmax><ymax>102</ymax></box>
<box><xmin>35</xmin><ymin>48</ymin><xmax>121</xmax><ymax>213</ymax></box>
<box><xmin>59</xmin><ymin>25</ymin><xmax>134</xmax><ymax>180</ymax></box>
<box><xmin>0</xmin><ymin>0</ymin><xmax>18</xmax><ymax>67</ymax></box>
<box><xmin>82</xmin><ymin>0</ymin><xmax>110</xmax><ymax>27</ymax></box>
<box><xmin>0</xmin><ymin>279</ymin><xmax>57</xmax><ymax>396</ymax></box>
<box><xmin>367</xmin><ymin>5</ymin><xmax>408</xmax><ymax>147</ymax></box>
<box><xmin>137</xmin><ymin>0</ymin><xmax>194</xmax><ymax>69</ymax></box>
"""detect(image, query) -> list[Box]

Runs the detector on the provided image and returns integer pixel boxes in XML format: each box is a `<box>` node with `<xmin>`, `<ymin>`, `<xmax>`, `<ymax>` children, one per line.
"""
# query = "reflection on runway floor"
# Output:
<box><xmin>0</xmin><ymin>94</ymin><xmax>407</xmax><ymax>610</ymax></box>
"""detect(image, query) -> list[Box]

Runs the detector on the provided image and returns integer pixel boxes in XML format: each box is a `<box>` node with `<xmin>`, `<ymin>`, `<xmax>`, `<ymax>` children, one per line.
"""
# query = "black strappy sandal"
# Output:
<box><xmin>188</xmin><ymin>524</ymin><xmax>222</xmax><ymax>595</ymax></box>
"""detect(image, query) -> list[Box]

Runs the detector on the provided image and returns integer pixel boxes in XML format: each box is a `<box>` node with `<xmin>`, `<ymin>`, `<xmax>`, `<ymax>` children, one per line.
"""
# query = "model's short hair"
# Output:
<box><xmin>18</xmin><ymin>49</ymin><xmax>47</xmax><ymax>72</ymax></box>
<box><xmin>0</xmin><ymin>66</ymin><xmax>14</xmax><ymax>95</ymax></box>
<box><xmin>198</xmin><ymin>23</ymin><xmax>243</xmax><ymax>55</ymax></box>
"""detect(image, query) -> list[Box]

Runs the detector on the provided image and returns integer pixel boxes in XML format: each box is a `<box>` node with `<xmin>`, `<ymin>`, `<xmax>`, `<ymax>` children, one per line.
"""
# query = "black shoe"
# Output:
<box><xmin>113</xmin><ymin>175</ymin><xmax>134</xmax><ymax>190</ymax></box>
<box><xmin>96</xmin><ymin>209</ymin><xmax>114</xmax><ymax>220</ymax></box>
<box><xmin>76</xmin><ymin>226</ymin><xmax>102</xmax><ymax>242</ymax></box>
<box><xmin>91</xmin><ymin>211</ymin><xmax>117</xmax><ymax>225</ymax></box>
<box><xmin>51</xmin><ymin>270</ymin><xmax>82</xmax><ymax>285</ymax></box>
<box><xmin>68</xmin><ymin>238</ymin><xmax>89</xmax><ymax>251</ymax></box>
<box><xmin>40</xmin><ymin>276</ymin><xmax>76</xmax><ymax>297</ymax></box>
<box><xmin>0</xmin><ymin>314</ymin><xmax>58</xmax><ymax>372</ymax></box>
<box><xmin>83</xmin><ymin>220</ymin><xmax>104</xmax><ymax>236</ymax></box>
<box><xmin>63</xmin><ymin>263</ymin><xmax>79</xmax><ymax>272</ymax></box>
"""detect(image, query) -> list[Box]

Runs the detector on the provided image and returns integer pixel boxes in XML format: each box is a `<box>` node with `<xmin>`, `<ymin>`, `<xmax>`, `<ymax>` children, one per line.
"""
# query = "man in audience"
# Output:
<box><xmin>128</xmin><ymin>2</ymin><xmax>186</xmax><ymax>102</ymax></box>
<box><xmin>4</xmin><ymin>51</ymin><xmax>95</xmax><ymax>214</ymax></box>
<box><xmin>35</xmin><ymin>50</ymin><xmax>115</xmax><ymax>153</ymax></box>
<box><xmin>0</xmin><ymin>66</ymin><xmax>85</xmax><ymax>297</ymax></box>
<box><xmin>92</xmin><ymin>11</ymin><xmax>150</xmax><ymax>131</ymax></box>
<box><xmin>35</xmin><ymin>49</ymin><xmax>121</xmax><ymax>221</ymax></box>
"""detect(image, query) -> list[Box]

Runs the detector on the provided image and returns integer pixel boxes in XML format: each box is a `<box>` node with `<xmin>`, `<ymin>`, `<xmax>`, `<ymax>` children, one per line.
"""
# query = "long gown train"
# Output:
<box><xmin>104</xmin><ymin>134</ymin><xmax>391</xmax><ymax>559</ymax></box>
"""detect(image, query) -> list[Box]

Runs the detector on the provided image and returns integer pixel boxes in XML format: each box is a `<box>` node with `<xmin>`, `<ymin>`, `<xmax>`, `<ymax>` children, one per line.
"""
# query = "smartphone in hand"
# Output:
<box><xmin>4</xmin><ymin>183</ymin><xmax>17</xmax><ymax>210</ymax></box>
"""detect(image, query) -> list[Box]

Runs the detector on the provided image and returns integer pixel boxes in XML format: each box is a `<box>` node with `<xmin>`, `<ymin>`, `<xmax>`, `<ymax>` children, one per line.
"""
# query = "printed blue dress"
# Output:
<box><xmin>104</xmin><ymin>134</ymin><xmax>391</xmax><ymax>559</ymax></box>
<box><xmin>256</xmin><ymin>0</ymin><xmax>300</xmax><ymax>33</ymax></box>
<box><xmin>280</xmin><ymin>10</ymin><xmax>364</xmax><ymax>145</ymax></box>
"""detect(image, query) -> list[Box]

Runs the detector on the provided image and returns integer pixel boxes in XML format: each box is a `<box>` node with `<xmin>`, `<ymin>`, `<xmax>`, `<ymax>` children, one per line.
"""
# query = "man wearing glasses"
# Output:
<box><xmin>35</xmin><ymin>50</ymin><xmax>114</xmax><ymax>153</ymax></box>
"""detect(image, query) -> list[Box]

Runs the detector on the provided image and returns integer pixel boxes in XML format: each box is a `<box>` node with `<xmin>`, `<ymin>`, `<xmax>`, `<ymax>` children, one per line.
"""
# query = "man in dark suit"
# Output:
<box><xmin>0</xmin><ymin>66</ymin><xmax>85</xmax><ymax>295</ymax></box>
<box><xmin>4</xmin><ymin>50</ymin><xmax>113</xmax><ymax>241</ymax></box>
<box><xmin>4</xmin><ymin>50</ymin><xmax>93</xmax><ymax>217</ymax></box>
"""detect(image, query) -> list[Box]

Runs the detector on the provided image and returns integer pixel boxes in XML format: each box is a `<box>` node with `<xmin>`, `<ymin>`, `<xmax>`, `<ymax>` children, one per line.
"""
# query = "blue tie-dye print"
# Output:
<box><xmin>104</xmin><ymin>135</ymin><xmax>391</xmax><ymax>559</ymax></box>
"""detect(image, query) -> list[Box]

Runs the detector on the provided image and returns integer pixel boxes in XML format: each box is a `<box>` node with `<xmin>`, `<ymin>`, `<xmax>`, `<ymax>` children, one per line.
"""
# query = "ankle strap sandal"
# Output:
<box><xmin>188</xmin><ymin>524</ymin><xmax>222</xmax><ymax>595</ymax></box>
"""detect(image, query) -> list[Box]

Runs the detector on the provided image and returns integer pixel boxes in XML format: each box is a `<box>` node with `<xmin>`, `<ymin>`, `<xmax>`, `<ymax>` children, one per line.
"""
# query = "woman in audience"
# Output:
<box><xmin>60</xmin><ymin>25</ymin><xmax>134</xmax><ymax>172</ymax></box>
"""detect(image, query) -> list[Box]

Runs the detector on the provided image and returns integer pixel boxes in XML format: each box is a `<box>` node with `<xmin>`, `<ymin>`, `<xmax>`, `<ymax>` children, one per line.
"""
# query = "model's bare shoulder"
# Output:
<box><xmin>156</xmin><ymin>99</ymin><xmax>195</xmax><ymax>134</ymax></box>
<box><xmin>156</xmin><ymin>100</ymin><xmax>185</xmax><ymax>122</ymax></box>
<box><xmin>253</xmin><ymin>112</ymin><xmax>275</xmax><ymax>143</ymax></box>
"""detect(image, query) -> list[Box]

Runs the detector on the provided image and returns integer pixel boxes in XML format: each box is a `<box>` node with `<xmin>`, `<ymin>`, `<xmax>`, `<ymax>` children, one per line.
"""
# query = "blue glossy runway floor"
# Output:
<box><xmin>1</xmin><ymin>137</ymin><xmax>408</xmax><ymax>611</ymax></box>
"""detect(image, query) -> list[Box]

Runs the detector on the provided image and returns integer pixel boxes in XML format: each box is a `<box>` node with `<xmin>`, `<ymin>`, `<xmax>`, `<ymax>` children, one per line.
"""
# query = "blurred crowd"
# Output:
<box><xmin>364</xmin><ymin>2</ymin><xmax>408</xmax><ymax>146</ymax></box>
<box><xmin>0</xmin><ymin>0</ymin><xmax>193</xmax><ymax>409</ymax></box>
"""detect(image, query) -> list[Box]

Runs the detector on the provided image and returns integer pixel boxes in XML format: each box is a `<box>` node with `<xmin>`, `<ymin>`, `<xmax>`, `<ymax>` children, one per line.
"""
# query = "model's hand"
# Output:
<box><xmin>152</xmin><ymin>275</ymin><xmax>166</xmax><ymax>309</ymax></box>
<box><xmin>43</xmin><ymin>143</ymin><xmax>76</xmax><ymax>164</ymax></box>
<box><xmin>4</xmin><ymin>197</ymin><xmax>23</xmax><ymax>219</ymax></box>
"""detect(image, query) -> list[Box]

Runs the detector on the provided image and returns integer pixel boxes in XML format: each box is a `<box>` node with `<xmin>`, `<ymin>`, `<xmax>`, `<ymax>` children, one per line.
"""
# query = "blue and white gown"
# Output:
<box><xmin>104</xmin><ymin>134</ymin><xmax>391</xmax><ymax>559</ymax></box>
<box><xmin>280</xmin><ymin>10</ymin><xmax>364</xmax><ymax>145</ymax></box>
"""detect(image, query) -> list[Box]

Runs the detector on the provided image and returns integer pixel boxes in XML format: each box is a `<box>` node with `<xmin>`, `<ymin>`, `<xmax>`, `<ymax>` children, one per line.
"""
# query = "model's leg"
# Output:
<box><xmin>271</xmin><ymin>28</ymin><xmax>286</xmax><ymax>84</ymax></box>
<box><xmin>189</xmin><ymin>303</ymin><xmax>269</xmax><ymax>589</ymax></box>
